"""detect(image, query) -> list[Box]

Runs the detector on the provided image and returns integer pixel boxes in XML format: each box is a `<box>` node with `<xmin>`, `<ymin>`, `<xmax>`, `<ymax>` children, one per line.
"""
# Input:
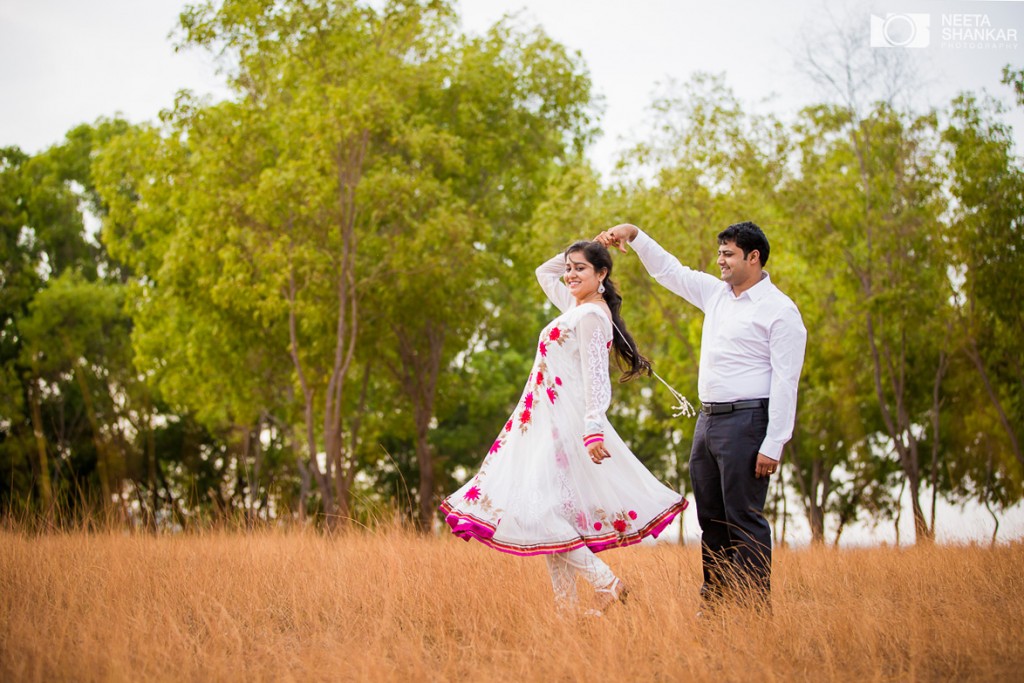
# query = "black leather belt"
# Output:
<box><xmin>700</xmin><ymin>399</ymin><xmax>768</xmax><ymax>415</ymax></box>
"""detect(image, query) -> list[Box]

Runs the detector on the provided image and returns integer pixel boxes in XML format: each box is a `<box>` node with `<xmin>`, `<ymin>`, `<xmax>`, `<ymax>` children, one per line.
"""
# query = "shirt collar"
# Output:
<box><xmin>732</xmin><ymin>271</ymin><xmax>772</xmax><ymax>301</ymax></box>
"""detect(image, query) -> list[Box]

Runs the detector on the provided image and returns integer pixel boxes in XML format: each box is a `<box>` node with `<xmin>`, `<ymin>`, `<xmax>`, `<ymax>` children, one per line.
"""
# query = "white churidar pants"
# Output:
<box><xmin>545</xmin><ymin>547</ymin><xmax>616</xmax><ymax>608</ymax></box>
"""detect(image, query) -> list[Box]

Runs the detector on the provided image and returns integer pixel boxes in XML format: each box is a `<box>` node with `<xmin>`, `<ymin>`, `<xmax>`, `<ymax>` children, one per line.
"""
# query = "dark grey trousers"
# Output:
<box><xmin>689</xmin><ymin>404</ymin><xmax>772</xmax><ymax>602</ymax></box>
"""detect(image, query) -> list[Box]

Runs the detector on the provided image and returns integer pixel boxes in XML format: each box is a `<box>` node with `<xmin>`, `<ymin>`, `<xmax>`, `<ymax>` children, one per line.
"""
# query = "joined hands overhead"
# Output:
<box><xmin>594</xmin><ymin>224</ymin><xmax>640</xmax><ymax>254</ymax></box>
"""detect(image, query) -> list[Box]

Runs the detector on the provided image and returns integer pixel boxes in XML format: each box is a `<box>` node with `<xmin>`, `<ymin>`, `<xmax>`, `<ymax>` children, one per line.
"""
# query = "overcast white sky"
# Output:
<box><xmin>3</xmin><ymin>0</ymin><xmax>1024</xmax><ymax>173</ymax></box>
<box><xmin>2</xmin><ymin>0</ymin><xmax>1023</xmax><ymax>544</ymax></box>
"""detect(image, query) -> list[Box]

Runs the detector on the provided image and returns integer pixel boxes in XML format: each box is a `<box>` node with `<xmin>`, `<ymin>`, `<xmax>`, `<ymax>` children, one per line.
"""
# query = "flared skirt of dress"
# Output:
<box><xmin>440</xmin><ymin>394</ymin><xmax>687</xmax><ymax>557</ymax></box>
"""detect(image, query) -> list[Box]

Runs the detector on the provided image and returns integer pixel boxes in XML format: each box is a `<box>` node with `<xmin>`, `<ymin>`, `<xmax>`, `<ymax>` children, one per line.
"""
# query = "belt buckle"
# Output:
<box><xmin>702</xmin><ymin>402</ymin><xmax>732</xmax><ymax>415</ymax></box>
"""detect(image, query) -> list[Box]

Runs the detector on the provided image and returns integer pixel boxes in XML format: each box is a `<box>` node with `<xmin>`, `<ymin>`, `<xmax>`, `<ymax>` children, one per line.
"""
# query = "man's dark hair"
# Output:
<box><xmin>717</xmin><ymin>221</ymin><xmax>770</xmax><ymax>266</ymax></box>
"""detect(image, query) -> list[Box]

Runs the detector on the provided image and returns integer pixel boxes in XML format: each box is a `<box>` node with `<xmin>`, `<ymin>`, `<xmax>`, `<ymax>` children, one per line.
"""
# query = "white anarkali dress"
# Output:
<box><xmin>440</xmin><ymin>253</ymin><xmax>687</xmax><ymax>556</ymax></box>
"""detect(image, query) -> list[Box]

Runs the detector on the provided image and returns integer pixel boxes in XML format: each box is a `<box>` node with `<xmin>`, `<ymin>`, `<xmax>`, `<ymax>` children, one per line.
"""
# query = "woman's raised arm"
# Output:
<box><xmin>535</xmin><ymin>251</ymin><xmax>574</xmax><ymax>313</ymax></box>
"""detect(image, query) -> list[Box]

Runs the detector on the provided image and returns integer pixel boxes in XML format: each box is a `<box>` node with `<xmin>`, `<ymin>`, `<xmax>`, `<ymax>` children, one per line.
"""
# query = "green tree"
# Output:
<box><xmin>0</xmin><ymin>146</ymin><xmax>47</xmax><ymax>510</ymax></box>
<box><xmin>786</xmin><ymin>101</ymin><xmax>953</xmax><ymax>544</ymax></box>
<box><xmin>96</xmin><ymin>0</ymin><xmax>595</xmax><ymax>529</ymax></box>
<box><xmin>1</xmin><ymin>121</ymin><xmax>137</xmax><ymax>518</ymax></box>
<box><xmin>940</xmin><ymin>87</ymin><xmax>1024</xmax><ymax>532</ymax></box>
<box><xmin>19</xmin><ymin>272</ymin><xmax>136</xmax><ymax>510</ymax></box>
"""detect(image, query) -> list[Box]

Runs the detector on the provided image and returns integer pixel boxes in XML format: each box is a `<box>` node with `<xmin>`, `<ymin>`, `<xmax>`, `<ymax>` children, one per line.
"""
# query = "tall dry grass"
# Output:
<box><xmin>2</xmin><ymin>527</ymin><xmax>1022</xmax><ymax>682</ymax></box>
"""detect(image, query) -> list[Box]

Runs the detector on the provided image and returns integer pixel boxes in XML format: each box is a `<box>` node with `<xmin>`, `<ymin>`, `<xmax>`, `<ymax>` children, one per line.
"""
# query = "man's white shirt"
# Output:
<box><xmin>630</xmin><ymin>229</ymin><xmax>807</xmax><ymax>461</ymax></box>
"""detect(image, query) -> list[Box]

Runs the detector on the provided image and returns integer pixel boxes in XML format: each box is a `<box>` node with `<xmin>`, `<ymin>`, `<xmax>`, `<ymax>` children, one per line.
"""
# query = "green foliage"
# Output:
<box><xmin>940</xmin><ymin>89</ymin><xmax>1024</xmax><ymax>505</ymax></box>
<box><xmin>1</xmin><ymin>123</ymin><xmax>155</xmax><ymax>516</ymax></box>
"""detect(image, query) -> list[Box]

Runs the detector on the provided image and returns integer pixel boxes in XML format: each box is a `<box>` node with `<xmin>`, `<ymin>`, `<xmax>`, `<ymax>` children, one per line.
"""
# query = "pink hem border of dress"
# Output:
<box><xmin>438</xmin><ymin>498</ymin><xmax>688</xmax><ymax>557</ymax></box>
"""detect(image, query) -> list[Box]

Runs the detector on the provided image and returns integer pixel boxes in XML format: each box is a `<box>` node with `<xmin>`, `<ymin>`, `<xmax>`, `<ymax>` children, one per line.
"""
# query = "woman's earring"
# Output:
<box><xmin>598</xmin><ymin>281</ymin><xmax>606</xmax><ymax>294</ymax></box>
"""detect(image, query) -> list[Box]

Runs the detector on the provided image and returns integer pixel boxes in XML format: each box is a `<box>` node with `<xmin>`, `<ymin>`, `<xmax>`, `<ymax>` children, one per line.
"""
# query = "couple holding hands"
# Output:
<box><xmin>440</xmin><ymin>221</ymin><xmax>806</xmax><ymax>617</ymax></box>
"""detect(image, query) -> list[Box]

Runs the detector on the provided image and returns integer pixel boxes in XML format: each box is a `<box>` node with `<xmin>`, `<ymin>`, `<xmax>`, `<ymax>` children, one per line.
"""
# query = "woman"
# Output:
<box><xmin>439</xmin><ymin>240</ymin><xmax>687</xmax><ymax>615</ymax></box>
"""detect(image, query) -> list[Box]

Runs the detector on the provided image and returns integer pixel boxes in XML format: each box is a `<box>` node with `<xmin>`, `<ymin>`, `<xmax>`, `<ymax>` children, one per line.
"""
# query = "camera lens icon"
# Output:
<box><xmin>870</xmin><ymin>13</ymin><xmax>931</xmax><ymax>48</ymax></box>
<box><xmin>883</xmin><ymin>15</ymin><xmax>917</xmax><ymax>46</ymax></box>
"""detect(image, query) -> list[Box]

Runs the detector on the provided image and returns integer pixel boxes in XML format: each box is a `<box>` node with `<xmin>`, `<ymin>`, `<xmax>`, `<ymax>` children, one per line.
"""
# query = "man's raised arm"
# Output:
<box><xmin>595</xmin><ymin>223</ymin><xmax>717</xmax><ymax>311</ymax></box>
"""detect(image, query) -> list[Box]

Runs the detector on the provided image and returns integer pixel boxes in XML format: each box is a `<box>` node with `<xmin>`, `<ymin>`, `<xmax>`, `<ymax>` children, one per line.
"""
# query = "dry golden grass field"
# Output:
<box><xmin>2</xmin><ymin>526</ymin><xmax>1023</xmax><ymax>682</ymax></box>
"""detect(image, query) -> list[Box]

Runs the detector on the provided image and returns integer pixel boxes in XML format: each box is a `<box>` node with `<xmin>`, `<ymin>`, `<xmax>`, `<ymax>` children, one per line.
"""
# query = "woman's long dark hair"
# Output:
<box><xmin>565</xmin><ymin>241</ymin><xmax>652</xmax><ymax>382</ymax></box>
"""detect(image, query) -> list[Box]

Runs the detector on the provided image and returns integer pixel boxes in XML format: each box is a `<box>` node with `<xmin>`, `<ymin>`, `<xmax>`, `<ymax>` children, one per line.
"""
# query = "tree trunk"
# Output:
<box><xmin>929</xmin><ymin>351</ymin><xmax>948</xmax><ymax>536</ymax></box>
<box><xmin>832</xmin><ymin>507</ymin><xmax>849</xmax><ymax>547</ymax></box>
<box><xmin>287</xmin><ymin>266</ymin><xmax>335</xmax><ymax>522</ymax></box>
<box><xmin>410</xmin><ymin>373</ymin><xmax>440</xmax><ymax>532</ymax></box>
<box><xmin>983</xmin><ymin>451</ymin><xmax>1000</xmax><ymax>547</ymax></box>
<box><xmin>336</xmin><ymin>363</ymin><xmax>373</xmax><ymax>527</ymax></box>
<box><xmin>389</xmin><ymin>321</ymin><xmax>445</xmax><ymax>532</ymax></box>
<box><xmin>789</xmin><ymin>436</ymin><xmax>830</xmax><ymax>545</ymax></box>
<box><xmin>144</xmin><ymin>400</ymin><xmax>158</xmax><ymax>532</ymax></box>
<box><xmin>71</xmin><ymin>361</ymin><xmax>113</xmax><ymax>508</ymax></box>
<box><xmin>415</xmin><ymin>417</ymin><xmax>435</xmax><ymax>532</ymax></box>
<box><xmin>322</xmin><ymin>130</ymin><xmax>368</xmax><ymax>532</ymax></box>
<box><xmin>283</xmin><ymin>387</ymin><xmax>309</xmax><ymax>523</ymax></box>
<box><xmin>906</xmin><ymin>465</ymin><xmax>931</xmax><ymax>543</ymax></box>
<box><xmin>238</xmin><ymin>423</ymin><xmax>257</xmax><ymax>528</ymax></box>
<box><xmin>810</xmin><ymin>458</ymin><xmax>830</xmax><ymax>545</ymax></box>
<box><xmin>296</xmin><ymin>457</ymin><xmax>311</xmax><ymax>523</ymax></box>
<box><xmin>27</xmin><ymin>383</ymin><xmax>54</xmax><ymax>513</ymax></box>
<box><xmin>866</xmin><ymin>312</ymin><xmax>932</xmax><ymax>544</ymax></box>
<box><xmin>253</xmin><ymin>415</ymin><xmax>264</xmax><ymax>522</ymax></box>
<box><xmin>894</xmin><ymin>476</ymin><xmax>906</xmax><ymax>547</ymax></box>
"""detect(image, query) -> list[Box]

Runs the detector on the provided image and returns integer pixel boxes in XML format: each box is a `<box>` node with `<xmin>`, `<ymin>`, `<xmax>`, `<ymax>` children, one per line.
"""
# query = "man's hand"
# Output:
<box><xmin>594</xmin><ymin>224</ymin><xmax>639</xmax><ymax>253</ymax></box>
<box><xmin>755</xmin><ymin>453</ymin><xmax>778</xmax><ymax>478</ymax></box>
<box><xmin>587</xmin><ymin>441</ymin><xmax>611</xmax><ymax>464</ymax></box>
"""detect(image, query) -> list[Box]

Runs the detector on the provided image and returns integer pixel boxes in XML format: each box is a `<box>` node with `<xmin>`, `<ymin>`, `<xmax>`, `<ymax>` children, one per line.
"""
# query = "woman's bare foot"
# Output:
<box><xmin>592</xmin><ymin>577</ymin><xmax>630</xmax><ymax>615</ymax></box>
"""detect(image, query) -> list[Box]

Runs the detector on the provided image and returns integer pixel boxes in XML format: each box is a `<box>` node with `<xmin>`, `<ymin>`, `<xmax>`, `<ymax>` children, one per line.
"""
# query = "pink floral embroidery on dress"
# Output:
<box><xmin>538</xmin><ymin>341</ymin><xmax>548</xmax><ymax>357</ymax></box>
<box><xmin>518</xmin><ymin>408</ymin><xmax>533</xmax><ymax>434</ymax></box>
<box><xmin>555</xmin><ymin>376</ymin><xmax>562</xmax><ymax>386</ymax></box>
<box><xmin>535</xmin><ymin>370</ymin><xmax>544</xmax><ymax>384</ymax></box>
<box><xmin>524</xmin><ymin>393</ymin><xmax>534</xmax><ymax>410</ymax></box>
<box><xmin>464</xmin><ymin>486</ymin><xmax>481</xmax><ymax>501</ymax></box>
<box><xmin>547</xmin><ymin>325</ymin><xmax>569</xmax><ymax>347</ymax></box>
<box><xmin>489</xmin><ymin>439</ymin><xmax>502</xmax><ymax>455</ymax></box>
<box><xmin>546</xmin><ymin>387</ymin><xmax>557</xmax><ymax>404</ymax></box>
<box><xmin>504</xmin><ymin>419</ymin><xmax>513</xmax><ymax>433</ymax></box>
<box><xmin>589</xmin><ymin>507</ymin><xmax>636</xmax><ymax>535</ymax></box>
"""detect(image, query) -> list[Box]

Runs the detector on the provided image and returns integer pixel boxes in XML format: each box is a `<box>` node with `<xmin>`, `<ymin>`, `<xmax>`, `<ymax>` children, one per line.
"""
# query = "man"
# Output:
<box><xmin>597</xmin><ymin>222</ymin><xmax>806</xmax><ymax>608</ymax></box>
